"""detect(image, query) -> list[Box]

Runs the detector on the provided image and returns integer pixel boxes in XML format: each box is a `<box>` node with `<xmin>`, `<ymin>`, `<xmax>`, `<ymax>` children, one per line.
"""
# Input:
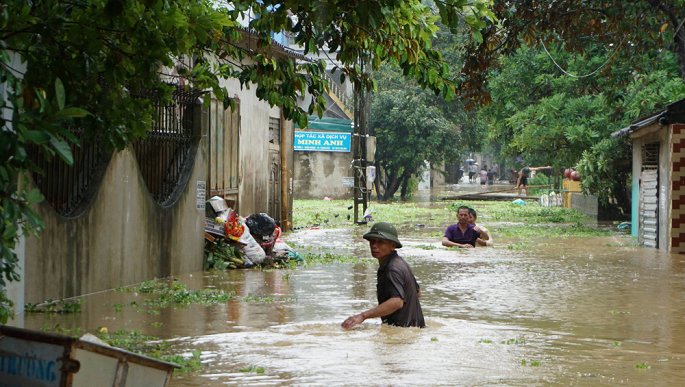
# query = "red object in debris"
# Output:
<box><xmin>571</xmin><ymin>171</ymin><xmax>581</xmax><ymax>181</ymax></box>
<box><xmin>564</xmin><ymin>168</ymin><xmax>572</xmax><ymax>179</ymax></box>
<box><xmin>224</xmin><ymin>210</ymin><xmax>245</xmax><ymax>241</ymax></box>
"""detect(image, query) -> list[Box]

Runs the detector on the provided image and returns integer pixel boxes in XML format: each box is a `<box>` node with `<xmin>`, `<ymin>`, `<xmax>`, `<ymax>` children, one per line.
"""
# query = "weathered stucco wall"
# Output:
<box><xmin>24</xmin><ymin>144</ymin><xmax>206</xmax><ymax>303</ymax></box>
<box><xmin>221</xmin><ymin>79</ymin><xmax>284</xmax><ymax>216</ymax></box>
<box><xmin>293</xmin><ymin>151</ymin><xmax>353</xmax><ymax>199</ymax></box>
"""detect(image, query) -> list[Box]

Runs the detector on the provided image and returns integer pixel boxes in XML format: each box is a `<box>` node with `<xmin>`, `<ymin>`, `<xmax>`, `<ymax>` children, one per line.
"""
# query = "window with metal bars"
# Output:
<box><xmin>642</xmin><ymin>143</ymin><xmax>659</xmax><ymax>170</ymax></box>
<box><xmin>269</xmin><ymin>116</ymin><xmax>281</xmax><ymax>145</ymax></box>
<box><xmin>28</xmin><ymin>129</ymin><xmax>111</xmax><ymax>218</ymax></box>
<box><xmin>131</xmin><ymin>86</ymin><xmax>203</xmax><ymax>206</ymax></box>
<box><xmin>27</xmin><ymin>85</ymin><xmax>203</xmax><ymax>215</ymax></box>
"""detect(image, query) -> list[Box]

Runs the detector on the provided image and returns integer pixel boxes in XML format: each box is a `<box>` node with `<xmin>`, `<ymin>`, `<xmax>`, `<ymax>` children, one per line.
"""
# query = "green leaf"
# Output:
<box><xmin>48</xmin><ymin>134</ymin><xmax>74</xmax><ymax>165</ymax></box>
<box><xmin>26</xmin><ymin>188</ymin><xmax>44</xmax><ymax>204</ymax></box>
<box><xmin>54</xmin><ymin>107</ymin><xmax>90</xmax><ymax>120</ymax></box>
<box><xmin>55</xmin><ymin>78</ymin><xmax>65</xmax><ymax>110</ymax></box>
<box><xmin>23</xmin><ymin>130</ymin><xmax>50</xmax><ymax>144</ymax></box>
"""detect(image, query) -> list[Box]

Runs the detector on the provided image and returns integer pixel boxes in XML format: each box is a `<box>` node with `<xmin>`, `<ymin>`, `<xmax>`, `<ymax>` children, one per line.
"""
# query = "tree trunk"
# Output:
<box><xmin>398</xmin><ymin>170</ymin><xmax>413</xmax><ymax>200</ymax></box>
<box><xmin>374</xmin><ymin>162</ymin><xmax>385</xmax><ymax>201</ymax></box>
<box><xmin>382</xmin><ymin>168</ymin><xmax>403</xmax><ymax>200</ymax></box>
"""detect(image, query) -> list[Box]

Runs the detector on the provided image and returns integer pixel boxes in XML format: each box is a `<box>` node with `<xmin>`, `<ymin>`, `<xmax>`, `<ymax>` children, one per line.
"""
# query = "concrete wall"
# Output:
<box><xmin>570</xmin><ymin>193</ymin><xmax>598</xmax><ymax>218</ymax></box>
<box><xmin>431</xmin><ymin>162</ymin><xmax>446</xmax><ymax>187</ymax></box>
<box><xmin>24</xmin><ymin>143</ymin><xmax>207</xmax><ymax>303</ymax></box>
<box><xmin>293</xmin><ymin>151</ymin><xmax>354</xmax><ymax>199</ymax></box>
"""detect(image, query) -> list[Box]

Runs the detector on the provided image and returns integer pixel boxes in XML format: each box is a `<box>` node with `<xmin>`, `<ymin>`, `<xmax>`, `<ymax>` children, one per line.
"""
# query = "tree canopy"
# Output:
<box><xmin>370</xmin><ymin>80</ymin><xmax>463</xmax><ymax>200</ymax></box>
<box><xmin>478</xmin><ymin>42</ymin><xmax>685</xmax><ymax>214</ymax></box>
<box><xmin>460</xmin><ymin>0</ymin><xmax>685</xmax><ymax>105</ymax></box>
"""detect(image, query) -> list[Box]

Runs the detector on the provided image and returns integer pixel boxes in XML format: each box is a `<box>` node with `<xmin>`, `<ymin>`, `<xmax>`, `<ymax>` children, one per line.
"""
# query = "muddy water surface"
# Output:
<box><xmin>15</xmin><ymin>212</ymin><xmax>685</xmax><ymax>385</ymax></box>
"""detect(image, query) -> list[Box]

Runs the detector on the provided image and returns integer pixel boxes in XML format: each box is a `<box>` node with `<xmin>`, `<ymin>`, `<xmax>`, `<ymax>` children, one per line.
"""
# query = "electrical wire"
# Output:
<box><xmin>539</xmin><ymin>36</ymin><xmax>625</xmax><ymax>78</ymax></box>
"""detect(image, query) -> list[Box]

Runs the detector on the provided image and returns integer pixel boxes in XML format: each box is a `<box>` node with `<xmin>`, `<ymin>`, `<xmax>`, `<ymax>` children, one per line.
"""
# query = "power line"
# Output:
<box><xmin>539</xmin><ymin>37</ymin><xmax>625</xmax><ymax>78</ymax></box>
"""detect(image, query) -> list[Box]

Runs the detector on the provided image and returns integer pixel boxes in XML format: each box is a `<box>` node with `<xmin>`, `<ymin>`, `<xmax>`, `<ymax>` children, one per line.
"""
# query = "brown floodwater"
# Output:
<box><xmin>13</xmin><ymin>221</ymin><xmax>685</xmax><ymax>386</ymax></box>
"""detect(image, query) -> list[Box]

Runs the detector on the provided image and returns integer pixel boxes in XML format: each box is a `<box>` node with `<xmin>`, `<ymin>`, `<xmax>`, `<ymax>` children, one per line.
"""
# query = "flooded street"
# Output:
<box><xmin>13</xmin><ymin>191</ymin><xmax>685</xmax><ymax>385</ymax></box>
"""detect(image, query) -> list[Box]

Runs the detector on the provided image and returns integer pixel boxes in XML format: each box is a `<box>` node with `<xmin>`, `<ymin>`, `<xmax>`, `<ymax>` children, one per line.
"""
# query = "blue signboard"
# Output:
<box><xmin>294</xmin><ymin>131</ymin><xmax>351</xmax><ymax>152</ymax></box>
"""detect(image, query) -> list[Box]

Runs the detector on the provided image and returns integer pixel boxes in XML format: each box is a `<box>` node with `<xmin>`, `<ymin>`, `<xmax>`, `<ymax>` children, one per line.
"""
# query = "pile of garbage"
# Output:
<box><xmin>204</xmin><ymin>196</ymin><xmax>302</xmax><ymax>269</ymax></box>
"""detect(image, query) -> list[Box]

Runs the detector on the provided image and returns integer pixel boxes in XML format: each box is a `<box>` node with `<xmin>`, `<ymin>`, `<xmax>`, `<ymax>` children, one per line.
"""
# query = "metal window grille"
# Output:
<box><xmin>269</xmin><ymin>116</ymin><xmax>281</xmax><ymax>145</ymax></box>
<box><xmin>642</xmin><ymin>143</ymin><xmax>659</xmax><ymax>170</ymax></box>
<box><xmin>131</xmin><ymin>86</ymin><xmax>203</xmax><ymax>206</ymax></box>
<box><xmin>28</xmin><ymin>129</ymin><xmax>111</xmax><ymax>217</ymax></box>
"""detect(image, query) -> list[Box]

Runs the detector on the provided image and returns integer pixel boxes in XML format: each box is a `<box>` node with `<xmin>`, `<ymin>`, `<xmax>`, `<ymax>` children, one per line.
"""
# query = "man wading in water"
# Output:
<box><xmin>341</xmin><ymin>222</ymin><xmax>425</xmax><ymax>329</ymax></box>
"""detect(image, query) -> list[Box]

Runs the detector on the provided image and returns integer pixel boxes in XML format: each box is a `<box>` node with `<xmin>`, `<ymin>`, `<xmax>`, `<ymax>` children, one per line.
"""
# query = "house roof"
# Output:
<box><xmin>236</xmin><ymin>27</ymin><xmax>312</xmax><ymax>62</ymax></box>
<box><xmin>295</xmin><ymin>116</ymin><xmax>353</xmax><ymax>132</ymax></box>
<box><xmin>612</xmin><ymin>98</ymin><xmax>685</xmax><ymax>137</ymax></box>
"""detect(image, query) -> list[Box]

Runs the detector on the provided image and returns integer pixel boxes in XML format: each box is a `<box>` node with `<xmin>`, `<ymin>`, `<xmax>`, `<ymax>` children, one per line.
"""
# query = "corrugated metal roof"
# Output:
<box><xmin>612</xmin><ymin>98</ymin><xmax>685</xmax><ymax>138</ymax></box>
<box><xmin>236</xmin><ymin>27</ymin><xmax>312</xmax><ymax>62</ymax></box>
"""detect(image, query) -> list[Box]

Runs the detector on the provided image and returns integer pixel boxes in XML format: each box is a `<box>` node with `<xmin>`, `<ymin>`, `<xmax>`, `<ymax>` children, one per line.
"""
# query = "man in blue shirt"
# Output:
<box><xmin>442</xmin><ymin>206</ymin><xmax>488</xmax><ymax>248</ymax></box>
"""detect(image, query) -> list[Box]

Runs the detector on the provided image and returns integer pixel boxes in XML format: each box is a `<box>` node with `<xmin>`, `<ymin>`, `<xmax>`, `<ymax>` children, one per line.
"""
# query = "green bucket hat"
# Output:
<box><xmin>363</xmin><ymin>222</ymin><xmax>402</xmax><ymax>248</ymax></box>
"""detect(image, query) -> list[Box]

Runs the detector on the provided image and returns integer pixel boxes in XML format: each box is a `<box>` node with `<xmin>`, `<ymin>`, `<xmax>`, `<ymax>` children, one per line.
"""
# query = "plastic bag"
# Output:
<box><xmin>245</xmin><ymin>213</ymin><xmax>276</xmax><ymax>239</ymax></box>
<box><xmin>239</xmin><ymin>224</ymin><xmax>266</xmax><ymax>265</ymax></box>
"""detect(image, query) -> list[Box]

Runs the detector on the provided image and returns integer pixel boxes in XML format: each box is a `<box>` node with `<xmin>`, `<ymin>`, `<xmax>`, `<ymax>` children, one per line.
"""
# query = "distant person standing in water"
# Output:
<box><xmin>479</xmin><ymin>165</ymin><xmax>488</xmax><ymax>186</ymax></box>
<box><xmin>342</xmin><ymin>222</ymin><xmax>425</xmax><ymax>329</ymax></box>
<box><xmin>468</xmin><ymin>162</ymin><xmax>478</xmax><ymax>183</ymax></box>
<box><xmin>516</xmin><ymin>165</ymin><xmax>551</xmax><ymax>196</ymax></box>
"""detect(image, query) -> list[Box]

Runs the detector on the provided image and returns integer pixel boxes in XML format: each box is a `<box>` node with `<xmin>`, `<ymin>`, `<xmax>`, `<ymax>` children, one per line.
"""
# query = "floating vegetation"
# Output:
<box><xmin>25</xmin><ymin>299</ymin><xmax>82</xmax><ymax>314</ymax></box>
<box><xmin>117</xmin><ymin>278</ymin><xmax>236</xmax><ymax>309</ymax></box>
<box><xmin>240</xmin><ymin>365</ymin><xmax>265</xmax><ymax>374</ymax></box>
<box><xmin>301</xmin><ymin>252</ymin><xmax>368</xmax><ymax>266</ymax></box>
<box><xmin>479</xmin><ymin>339</ymin><xmax>493</xmax><ymax>344</ymax></box>
<box><xmin>97</xmin><ymin>329</ymin><xmax>203</xmax><ymax>373</ymax></box>
<box><xmin>242</xmin><ymin>294</ymin><xmax>297</xmax><ymax>303</ymax></box>
<box><xmin>502</xmin><ymin>337</ymin><xmax>527</xmax><ymax>345</ymax></box>
<box><xmin>521</xmin><ymin>359</ymin><xmax>541</xmax><ymax>367</ymax></box>
<box><xmin>635</xmin><ymin>362</ymin><xmax>651</xmax><ymax>369</ymax></box>
<box><xmin>164</xmin><ymin>349</ymin><xmax>203</xmax><ymax>373</ymax></box>
<box><xmin>609</xmin><ymin>310</ymin><xmax>631</xmax><ymax>315</ymax></box>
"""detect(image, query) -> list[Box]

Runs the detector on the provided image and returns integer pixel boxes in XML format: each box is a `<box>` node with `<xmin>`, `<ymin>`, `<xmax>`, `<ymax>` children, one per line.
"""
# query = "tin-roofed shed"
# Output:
<box><xmin>612</xmin><ymin>98</ymin><xmax>685</xmax><ymax>251</ymax></box>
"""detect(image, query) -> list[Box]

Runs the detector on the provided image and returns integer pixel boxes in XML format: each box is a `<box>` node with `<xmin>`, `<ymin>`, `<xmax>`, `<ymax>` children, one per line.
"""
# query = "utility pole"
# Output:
<box><xmin>352</xmin><ymin>59</ymin><xmax>370</xmax><ymax>224</ymax></box>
